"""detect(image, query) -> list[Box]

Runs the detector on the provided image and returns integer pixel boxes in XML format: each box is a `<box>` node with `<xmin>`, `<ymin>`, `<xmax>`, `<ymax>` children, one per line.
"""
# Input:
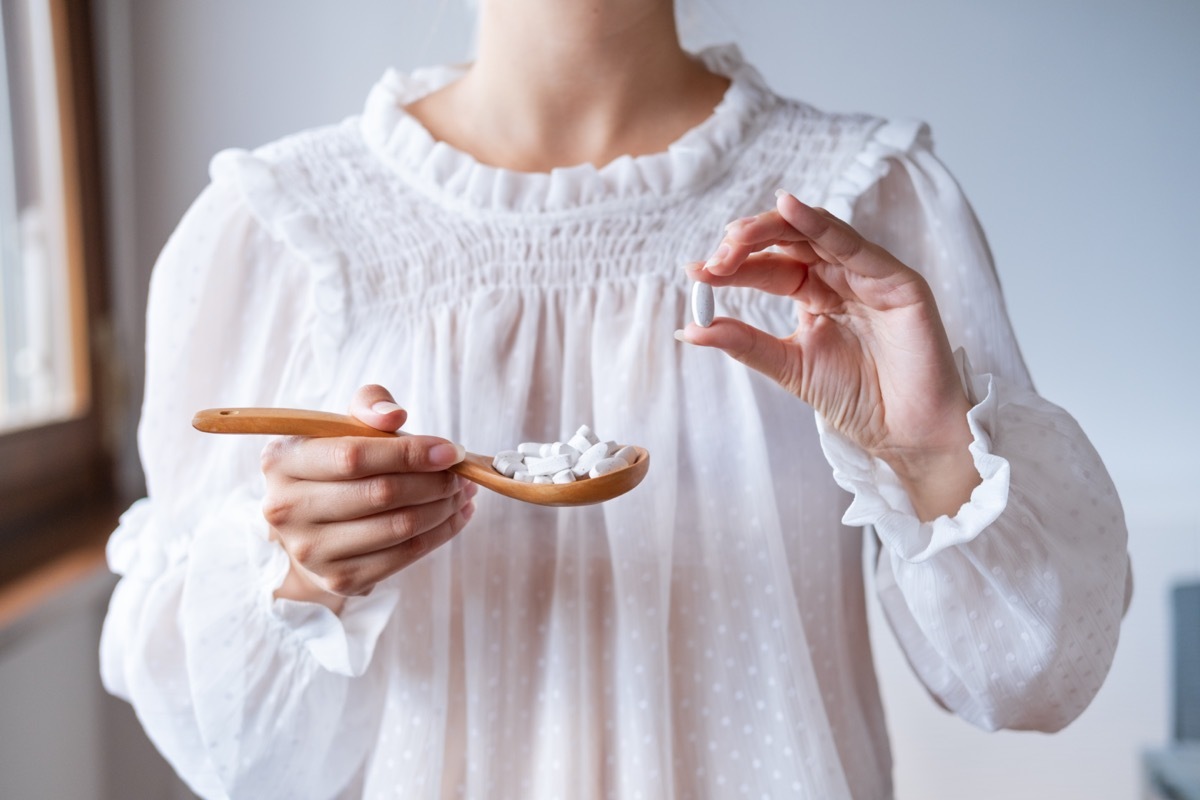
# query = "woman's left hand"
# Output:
<box><xmin>677</xmin><ymin>190</ymin><xmax>980</xmax><ymax>520</ymax></box>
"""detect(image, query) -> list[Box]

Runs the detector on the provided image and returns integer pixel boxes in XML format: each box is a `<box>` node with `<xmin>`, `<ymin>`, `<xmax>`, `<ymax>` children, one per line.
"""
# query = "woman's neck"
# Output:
<box><xmin>404</xmin><ymin>0</ymin><xmax>729</xmax><ymax>172</ymax></box>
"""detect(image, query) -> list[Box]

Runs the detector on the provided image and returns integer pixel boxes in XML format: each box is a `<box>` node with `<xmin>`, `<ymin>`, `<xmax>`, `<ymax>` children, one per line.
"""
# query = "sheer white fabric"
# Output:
<box><xmin>100</xmin><ymin>46</ymin><xmax>1130</xmax><ymax>800</ymax></box>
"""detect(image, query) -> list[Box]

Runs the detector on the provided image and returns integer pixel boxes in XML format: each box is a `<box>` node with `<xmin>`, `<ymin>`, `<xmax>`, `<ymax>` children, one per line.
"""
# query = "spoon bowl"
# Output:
<box><xmin>192</xmin><ymin>407</ymin><xmax>650</xmax><ymax>507</ymax></box>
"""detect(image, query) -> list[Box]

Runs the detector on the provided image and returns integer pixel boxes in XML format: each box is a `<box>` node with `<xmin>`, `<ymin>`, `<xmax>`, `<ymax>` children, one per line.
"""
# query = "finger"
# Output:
<box><xmin>312</xmin><ymin>486</ymin><xmax>474</xmax><ymax>561</ymax></box>
<box><xmin>270</xmin><ymin>469</ymin><xmax>467</xmax><ymax>525</ymax></box>
<box><xmin>685</xmin><ymin>252</ymin><xmax>810</xmax><ymax>297</ymax></box>
<box><xmin>773</xmin><ymin>240</ymin><xmax>823</xmax><ymax>265</ymax></box>
<box><xmin>674</xmin><ymin>318</ymin><xmax>800</xmax><ymax>391</ymax></box>
<box><xmin>694</xmin><ymin>239</ymin><xmax>824</xmax><ymax>274</ymax></box>
<box><xmin>311</xmin><ymin>503</ymin><xmax>474</xmax><ymax>596</ymax></box>
<box><xmin>262</xmin><ymin>432</ymin><xmax>466</xmax><ymax>482</ymax></box>
<box><xmin>349</xmin><ymin>384</ymin><xmax>408</xmax><ymax>432</ymax></box>
<box><xmin>723</xmin><ymin>209</ymin><xmax>811</xmax><ymax>248</ymax></box>
<box><xmin>705</xmin><ymin>211</ymin><xmax>814</xmax><ymax>276</ymax></box>
<box><xmin>276</xmin><ymin>485</ymin><xmax>471</xmax><ymax>567</ymax></box>
<box><xmin>774</xmin><ymin>191</ymin><xmax>898</xmax><ymax>279</ymax></box>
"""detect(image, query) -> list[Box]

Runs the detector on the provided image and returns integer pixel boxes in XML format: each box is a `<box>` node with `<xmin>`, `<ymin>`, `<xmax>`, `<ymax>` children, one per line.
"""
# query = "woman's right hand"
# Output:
<box><xmin>261</xmin><ymin>384</ymin><xmax>477</xmax><ymax>612</ymax></box>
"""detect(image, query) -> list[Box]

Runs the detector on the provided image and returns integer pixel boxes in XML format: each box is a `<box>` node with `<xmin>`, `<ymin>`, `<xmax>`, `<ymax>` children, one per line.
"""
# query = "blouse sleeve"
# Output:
<box><xmin>815</xmin><ymin>120</ymin><xmax>1132</xmax><ymax>732</ymax></box>
<box><xmin>99</xmin><ymin>160</ymin><xmax>399</xmax><ymax>799</ymax></box>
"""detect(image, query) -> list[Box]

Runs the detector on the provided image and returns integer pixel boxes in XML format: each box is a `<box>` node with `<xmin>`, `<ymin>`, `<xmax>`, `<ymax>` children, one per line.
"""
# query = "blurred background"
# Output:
<box><xmin>0</xmin><ymin>0</ymin><xmax>1196</xmax><ymax>797</ymax></box>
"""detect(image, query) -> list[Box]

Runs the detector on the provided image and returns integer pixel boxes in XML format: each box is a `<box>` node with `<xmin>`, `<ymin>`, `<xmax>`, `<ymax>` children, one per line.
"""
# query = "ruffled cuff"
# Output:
<box><xmin>182</xmin><ymin>488</ymin><xmax>399</xmax><ymax>678</ymax></box>
<box><xmin>815</xmin><ymin>349</ymin><xmax>1011</xmax><ymax>562</ymax></box>
<box><xmin>106</xmin><ymin>497</ymin><xmax>193</xmax><ymax>580</ymax></box>
<box><xmin>269</xmin><ymin>585</ymin><xmax>400</xmax><ymax>678</ymax></box>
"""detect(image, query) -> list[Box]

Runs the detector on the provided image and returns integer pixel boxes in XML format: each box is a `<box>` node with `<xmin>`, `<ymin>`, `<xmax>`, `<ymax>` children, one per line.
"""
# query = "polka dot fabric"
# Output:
<box><xmin>100</xmin><ymin>45</ymin><xmax>1129</xmax><ymax>800</ymax></box>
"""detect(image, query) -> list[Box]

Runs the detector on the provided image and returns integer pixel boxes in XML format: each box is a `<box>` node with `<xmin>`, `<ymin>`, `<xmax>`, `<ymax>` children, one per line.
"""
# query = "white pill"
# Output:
<box><xmin>492</xmin><ymin>451</ymin><xmax>520</xmax><ymax>468</ymax></box>
<box><xmin>533</xmin><ymin>475</ymin><xmax>553</xmax><ymax>485</ymax></box>
<box><xmin>552</xmin><ymin>469</ymin><xmax>576</xmax><ymax>484</ymax></box>
<box><xmin>513</xmin><ymin>471</ymin><xmax>533</xmax><ymax>483</ymax></box>
<box><xmin>494</xmin><ymin>458</ymin><xmax>523</xmax><ymax>478</ymax></box>
<box><xmin>550</xmin><ymin>442</ymin><xmax>579</xmax><ymax>459</ymax></box>
<box><xmin>589</xmin><ymin>457</ymin><xmax>627</xmax><ymax>478</ymax></box>
<box><xmin>691</xmin><ymin>281</ymin><xmax>715</xmax><ymax>327</ymax></box>
<box><xmin>602</xmin><ymin>440</ymin><xmax>621</xmax><ymax>457</ymax></box>
<box><xmin>613</xmin><ymin>445</ymin><xmax>638</xmax><ymax>466</ymax></box>
<box><xmin>539</xmin><ymin>443</ymin><xmax>554</xmax><ymax>458</ymax></box>
<box><xmin>518</xmin><ymin>442</ymin><xmax>543</xmax><ymax>457</ymax></box>
<box><xmin>573</xmin><ymin>441</ymin><xmax>609</xmax><ymax>476</ymax></box>
<box><xmin>568</xmin><ymin>425</ymin><xmax>599</xmax><ymax>452</ymax></box>
<box><xmin>525</xmin><ymin>453</ymin><xmax>573</xmax><ymax>476</ymax></box>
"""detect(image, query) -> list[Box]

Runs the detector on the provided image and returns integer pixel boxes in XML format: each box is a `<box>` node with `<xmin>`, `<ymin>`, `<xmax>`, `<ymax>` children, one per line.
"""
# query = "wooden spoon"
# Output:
<box><xmin>192</xmin><ymin>407</ymin><xmax>650</xmax><ymax>508</ymax></box>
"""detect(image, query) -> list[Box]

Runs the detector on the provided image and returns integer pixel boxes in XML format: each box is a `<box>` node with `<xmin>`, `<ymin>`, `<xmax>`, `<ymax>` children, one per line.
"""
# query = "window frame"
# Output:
<box><xmin>0</xmin><ymin>0</ymin><xmax>113</xmax><ymax>556</ymax></box>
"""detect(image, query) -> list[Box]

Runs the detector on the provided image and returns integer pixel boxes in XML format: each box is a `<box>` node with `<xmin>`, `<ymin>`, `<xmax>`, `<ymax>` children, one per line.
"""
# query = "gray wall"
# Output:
<box><xmin>0</xmin><ymin>571</ymin><xmax>194</xmax><ymax>799</ymax></box>
<box><xmin>90</xmin><ymin>1</ymin><xmax>1199</xmax><ymax>797</ymax></box>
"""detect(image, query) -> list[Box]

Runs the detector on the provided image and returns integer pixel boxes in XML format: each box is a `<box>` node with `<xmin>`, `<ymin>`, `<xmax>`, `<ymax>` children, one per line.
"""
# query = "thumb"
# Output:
<box><xmin>349</xmin><ymin>384</ymin><xmax>408</xmax><ymax>432</ymax></box>
<box><xmin>675</xmin><ymin>319</ymin><xmax>800</xmax><ymax>391</ymax></box>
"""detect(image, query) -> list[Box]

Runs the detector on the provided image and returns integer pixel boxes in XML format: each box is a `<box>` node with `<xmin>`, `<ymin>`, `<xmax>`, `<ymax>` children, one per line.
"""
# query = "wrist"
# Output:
<box><xmin>274</xmin><ymin>556</ymin><xmax>346</xmax><ymax>615</ymax></box>
<box><xmin>879</xmin><ymin>421</ymin><xmax>980</xmax><ymax>523</ymax></box>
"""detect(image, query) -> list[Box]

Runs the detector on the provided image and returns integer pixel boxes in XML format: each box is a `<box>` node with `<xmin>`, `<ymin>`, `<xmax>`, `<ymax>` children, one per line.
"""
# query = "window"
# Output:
<box><xmin>0</xmin><ymin>0</ymin><xmax>111</xmax><ymax>564</ymax></box>
<box><xmin>0</xmin><ymin>0</ymin><xmax>88</xmax><ymax>431</ymax></box>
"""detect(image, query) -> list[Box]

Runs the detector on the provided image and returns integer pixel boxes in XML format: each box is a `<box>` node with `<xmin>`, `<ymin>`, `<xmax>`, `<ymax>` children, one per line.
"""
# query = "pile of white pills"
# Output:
<box><xmin>491</xmin><ymin>425</ymin><xmax>638</xmax><ymax>484</ymax></box>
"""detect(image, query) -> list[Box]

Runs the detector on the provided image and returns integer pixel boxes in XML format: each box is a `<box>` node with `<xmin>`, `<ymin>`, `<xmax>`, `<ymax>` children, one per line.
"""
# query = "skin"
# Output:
<box><xmin>268</xmin><ymin>0</ymin><xmax>979</xmax><ymax>611</ymax></box>
<box><xmin>266</xmin><ymin>387</ymin><xmax>477</xmax><ymax>612</ymax></box>
<box><xmin>678</xmin><ymin>194</ymin><xmax>980</xmax><ymax>521</ymax></box>
<box><xmin>404</xmin><ymin>0</ymin><xmax>729</xmax><ymax>171</ymax></box>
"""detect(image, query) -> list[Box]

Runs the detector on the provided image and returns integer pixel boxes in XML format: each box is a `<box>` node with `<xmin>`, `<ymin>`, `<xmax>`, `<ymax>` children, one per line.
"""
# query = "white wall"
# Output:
<box><xmin>96</xmin><ymin>1</ymin><xmax>1200</xmax><ymax>797</ymax></box>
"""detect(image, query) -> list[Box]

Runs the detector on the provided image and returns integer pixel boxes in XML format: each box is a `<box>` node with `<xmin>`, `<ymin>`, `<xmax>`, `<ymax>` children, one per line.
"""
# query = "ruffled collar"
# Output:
<box><xmin>359</xmin><ymin>44</ymin><xmax>775</xmax><ymax>215</ymax></box>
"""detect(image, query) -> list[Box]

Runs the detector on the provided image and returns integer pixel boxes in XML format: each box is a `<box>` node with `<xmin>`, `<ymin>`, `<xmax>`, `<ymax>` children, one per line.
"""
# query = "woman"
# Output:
<box><xmin>101</xmin><ymin>0</ymin><xmax>1130</xmax><ymax>797</ymax></box>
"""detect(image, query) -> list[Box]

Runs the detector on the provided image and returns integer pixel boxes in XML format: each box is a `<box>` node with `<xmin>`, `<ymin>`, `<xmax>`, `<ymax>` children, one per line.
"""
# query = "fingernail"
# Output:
<box><xmin>429</xmin><ymin>442</ymin><xmax>466</xmax><ymax>466</ymax></box>
<box><xmin>462</xmin><ymin>501</ymin><xmax>476</xmax><ymax>522</ymax></box>
<box><xmin>673</xmin><ymin>329</ymin><xmax>692</xmax><ymax>344</ymax></box>
<box><xmin>725</xmin><ymin>216</ymin><xmax>754</xmax><ymax>230</ymax></box>
<box><xmin>775</xmin><ymin>188</ymin><xmax>787</xmax><ymax>198</ymax></box>
<box><xmin>681</xmin><ymin>261</ymin><xmax>702</xmax><ymax>272</ymax></box>
<box><xmin>705</xmin><ymin>244</ymin><xmax>730</xmax><ymax>269</ymax></box>
<box><xmin>372</xmin><ymin>401</ymin><xmax>403</xmax><ymax>415</ymax></box>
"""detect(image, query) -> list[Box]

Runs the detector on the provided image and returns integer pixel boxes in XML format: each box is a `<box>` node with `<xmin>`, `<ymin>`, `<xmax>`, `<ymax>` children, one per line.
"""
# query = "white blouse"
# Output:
<box><xmin>100</xmin><ymin>46</ymin><xmax>1130</xmax><ymax>800</ymax></box>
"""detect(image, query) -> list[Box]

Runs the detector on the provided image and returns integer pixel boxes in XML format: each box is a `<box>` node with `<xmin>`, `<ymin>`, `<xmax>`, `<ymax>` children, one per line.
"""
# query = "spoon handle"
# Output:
<box><xmin>191</xmin><ymin>407</ymin><xmax>495</xmax><ymax>486</ymax></box>
<box><xmin>192</xmin><ymin>407</ymin><xmax>396</xmax><ymax>438</ymax></box>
